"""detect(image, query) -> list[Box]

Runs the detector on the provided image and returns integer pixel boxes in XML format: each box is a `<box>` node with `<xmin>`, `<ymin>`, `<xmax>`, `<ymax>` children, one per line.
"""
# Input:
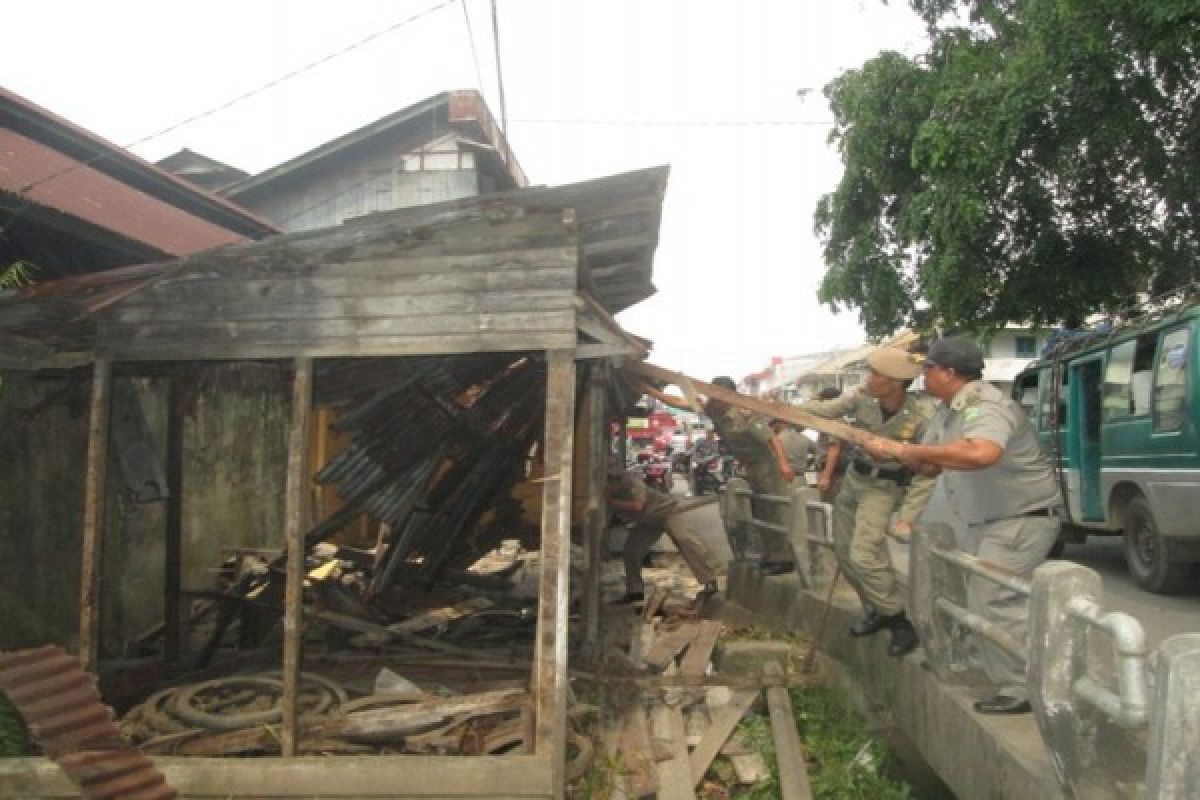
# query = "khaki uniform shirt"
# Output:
<box><xmin>922</xmin><ymin>380</ymin><xmax>1059</xmax><ymax>526</ymax></box>
<box><xmin>608</xmin><ymin>471</ymin><xmax>677</xmax><ymax>524</ymax></box>
<box><xmin>801</xmin><ymin>390</ymin><xmax>937</xmax><ymax>523</ymax></box>
<box><xmin>709</xmin><ymin>407</ymin><xmax>785</xmax><ymax>491</ymax></box>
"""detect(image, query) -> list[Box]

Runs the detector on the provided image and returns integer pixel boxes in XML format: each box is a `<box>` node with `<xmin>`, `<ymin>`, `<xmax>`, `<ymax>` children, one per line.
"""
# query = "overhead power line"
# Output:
<box><xmin>13</xmin><ymin>0</ymin><xmax>458</xmax><ymax>198</ymax></box>
<box><xmin>489</xmin><ymin>0</ymin><xmax>509</xmax><ymax>137</ymax></box>
<box><xmin>511</xmin><ymin>118</ymin><xmax>836</xmax><ymax>127</ymax></box>
<box><xmin>460</xmin><ymin>0</ymin><xmax>487</xmax><ymax>95</ymax></box>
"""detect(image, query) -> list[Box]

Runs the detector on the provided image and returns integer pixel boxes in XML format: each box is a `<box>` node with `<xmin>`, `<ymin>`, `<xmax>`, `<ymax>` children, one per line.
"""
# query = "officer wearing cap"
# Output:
<box><xmin>705</xmin><ymin>376</ymin><xmax>797</xmax><ymax>575</ymax></box>
<box><xmin>799</xmin><ymin>347</ymin><xmax>936</xmax><ymax>657</ymax></box>
<box><xmin>864</xmin><ymin>336</ymin><xmax>1060</xmax><ymax>714</ymax></box>
<box><xmin>605</xmin><ymin>455</ymin><xmax>719</xmax><ymax>604</ymax></box>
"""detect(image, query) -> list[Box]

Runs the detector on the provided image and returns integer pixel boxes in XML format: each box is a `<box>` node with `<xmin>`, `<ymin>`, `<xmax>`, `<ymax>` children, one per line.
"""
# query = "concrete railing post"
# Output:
<box><xmin>723</xmin><ymin>478</ymin><xmax>753</xmax><ymax>563</ymax></box>
<box><xmin>787</xmin><ymin>484</ymin><xmax>816</xmax><ymax>592</ymax></box>
<box><xmin>1147</xmin><ymin>633</ymin><xmax>1200</xmax><ymax>799</ymax></box>
<box><xmin>909</xmin><ymin>522</ymin><xmax>986</xmax><ymax>685</ymax></box>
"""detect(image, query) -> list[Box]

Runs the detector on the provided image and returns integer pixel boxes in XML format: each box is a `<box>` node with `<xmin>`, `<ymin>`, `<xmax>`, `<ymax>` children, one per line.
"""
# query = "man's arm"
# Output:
<box><xmin>769</xmin><ymin>434</ymin><xmax>795</xmax><ymax>483</ymax></box>
<box><xmin>866</xmin><ymin>436</ymin><xmax>1003</xmax><ymax>472</ymax></box>
<box><xmin>816</xmin><ymin>440</ymin><xmax>841</xmax><ymax>492</ymax></box>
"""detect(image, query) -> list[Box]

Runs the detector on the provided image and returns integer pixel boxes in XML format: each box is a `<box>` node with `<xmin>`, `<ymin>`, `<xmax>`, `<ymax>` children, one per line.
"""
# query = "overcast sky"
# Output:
<box><xmin>4</xmin><ymin>0</ymin><xmax>927</xmax><ymax>380</ymax></box>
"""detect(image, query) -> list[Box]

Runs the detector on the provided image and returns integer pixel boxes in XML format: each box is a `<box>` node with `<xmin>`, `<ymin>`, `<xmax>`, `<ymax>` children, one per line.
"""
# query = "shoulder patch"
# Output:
<box><xmin>962</xmin><ymin>406</ymin><xmax>983</xmax><ymax>423</ymax></box>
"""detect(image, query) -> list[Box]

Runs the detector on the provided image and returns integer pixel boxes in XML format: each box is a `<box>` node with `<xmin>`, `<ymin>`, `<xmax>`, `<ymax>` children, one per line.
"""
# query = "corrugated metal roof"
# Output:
<box><xmin>0</xmin><ymin>129</ymin><xmax>254</xmax><ymax>257</ymax></box>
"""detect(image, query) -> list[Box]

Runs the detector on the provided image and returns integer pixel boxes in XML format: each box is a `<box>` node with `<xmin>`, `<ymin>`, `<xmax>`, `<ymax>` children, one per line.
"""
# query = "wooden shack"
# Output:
<box><xmin>0</xmin><ymin>166</ymin><xmax>667</xmax><ymax>798</ymax></box>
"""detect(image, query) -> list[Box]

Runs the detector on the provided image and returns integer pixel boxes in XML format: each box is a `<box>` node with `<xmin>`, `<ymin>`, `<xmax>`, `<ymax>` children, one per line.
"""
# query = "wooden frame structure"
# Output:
<box><xmin>0</xmin><ymin>167</ymin><xmax>668</xmax><ymax>798</ymax></box>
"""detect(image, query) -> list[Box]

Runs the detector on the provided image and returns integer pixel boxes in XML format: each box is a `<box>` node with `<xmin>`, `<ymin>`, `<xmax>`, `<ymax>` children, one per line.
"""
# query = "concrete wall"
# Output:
<box><xmin>0</xmin><ymin>363</ymin><xmax>289</xmax><ymax>656</ymax></box>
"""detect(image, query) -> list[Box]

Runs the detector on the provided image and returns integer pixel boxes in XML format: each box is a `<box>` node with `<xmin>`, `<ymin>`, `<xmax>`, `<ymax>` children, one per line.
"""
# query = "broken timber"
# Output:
<box><xmin>626</xmin><ymin>361</ymin><xmax>876</xmax><ymax>448</ymax></box>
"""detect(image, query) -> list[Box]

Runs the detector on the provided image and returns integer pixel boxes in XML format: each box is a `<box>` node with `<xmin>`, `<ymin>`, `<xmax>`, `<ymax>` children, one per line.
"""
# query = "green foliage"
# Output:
<box><xmin>0</xmin><ymin>691</ymin><xmax>31</xmax><ymax>757</ymax></box>
<box><xmin>1</xmin><ymin>260</ymin><xmax>36</xmax><ymax>289</ymax></box>
<box><xmin>730</xmin><ymin>689</ymin><xmax>915</xmax><ymax>799</ymax></box>
<box><xmin>815</xmin><ymin>0</ymin><xmax>1200</xmax><ymax>335</ymax></box>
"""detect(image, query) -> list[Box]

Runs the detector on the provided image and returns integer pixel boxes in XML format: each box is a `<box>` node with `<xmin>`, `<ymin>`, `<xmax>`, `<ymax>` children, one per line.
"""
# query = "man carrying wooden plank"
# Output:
<box><xmin>798</xmin><ymin>347</ymin><xmax>935</xmax><ymax>657</ymax></box>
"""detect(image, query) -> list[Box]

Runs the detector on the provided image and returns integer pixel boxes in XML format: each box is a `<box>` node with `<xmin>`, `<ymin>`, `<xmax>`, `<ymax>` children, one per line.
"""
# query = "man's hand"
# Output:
<box><xmin>816</xmin><ymin>476</ymin><xmax>831</xmax><ymax>493</ymax></box>
<box><xmin>890</xmin><ymin>520</ymin><xmax>914</xmax><ymax>542</ymax></box>
<box><xmin>782</xmin><ymin>466</ymin><xmax>795</xmax><ymax>483</ymax></box>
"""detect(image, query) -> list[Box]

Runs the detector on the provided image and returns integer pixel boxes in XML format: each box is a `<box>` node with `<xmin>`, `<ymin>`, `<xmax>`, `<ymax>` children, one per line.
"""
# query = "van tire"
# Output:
<box><xmin>1123</xmin><ymin>497</ymin><xmax>1189</xmax><ymax>594</ymax></box>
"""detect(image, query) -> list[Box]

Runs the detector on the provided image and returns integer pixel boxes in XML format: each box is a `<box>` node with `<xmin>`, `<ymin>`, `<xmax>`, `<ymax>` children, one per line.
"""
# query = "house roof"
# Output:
<box><xmin>0</xmin><ymin>165</ymin><xmax>668</xmax><ymax>368</ymax></box>
<box><xmin>155</xmin><ymin>148</ymin><xmax>250</xmax><ymax>192</ymax></box>
<box><xmin>223</xmin><ymin>90</ymin><xmax>527</xmax><ymax>200</ymax></box>
<box><xmin>0</xmin><ymin>86</ymin><xmax>278</xmax><ymax>273</ymax></box>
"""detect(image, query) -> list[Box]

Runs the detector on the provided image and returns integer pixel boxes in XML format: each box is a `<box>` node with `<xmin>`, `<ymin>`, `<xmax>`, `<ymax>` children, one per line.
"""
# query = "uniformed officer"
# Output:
<box><xmin>769</xmin><ymin>419</ymin><xmax>814</xmax><ymax>486</ymax></box>
<box><xmin>705</xmin><ymin>376</ymin><xmax>797</xmax><ymax>575</ymax></box>
<box><xmin>800</xmin><ymin>348</ymin><xmax>936</xmax><ymax>657</ymax></box>
<box><xmin>864</xmin><ymin>336</ymin><xmax>1060</xmax><ymax>714</ymax></box>
<box><xmin>606</xmin><ymin>459</ymin><xmax>720</xmax><ymax>604</ymax></box>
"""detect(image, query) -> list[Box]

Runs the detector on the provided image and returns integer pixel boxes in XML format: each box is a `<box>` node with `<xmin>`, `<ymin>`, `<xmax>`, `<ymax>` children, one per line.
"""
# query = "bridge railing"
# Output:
<box><xmin>717</xmin><ymin>483</ymin><xmax>1199</xmax><ymax>800</ymax></box>
<box><xmin>911</xmin><ymin>521</ymin><xmax>1200</xmax><ymax>800</ymax></box>
<box><xmin>719</xmin><ymin>477</ymin><xmax>834</xmax><ymax>587</ymax></box>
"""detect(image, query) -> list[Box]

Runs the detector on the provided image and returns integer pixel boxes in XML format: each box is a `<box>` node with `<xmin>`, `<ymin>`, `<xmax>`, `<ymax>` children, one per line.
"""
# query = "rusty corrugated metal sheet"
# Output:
<box><xmin>0</xmin><ymin>128</ymin><xmax>257</xmax><ymax>258</ymax></box>
<box><xmin>0</xmin><ymin>645</ymin><xmax>177</xmax><ymax>800</ymax></box>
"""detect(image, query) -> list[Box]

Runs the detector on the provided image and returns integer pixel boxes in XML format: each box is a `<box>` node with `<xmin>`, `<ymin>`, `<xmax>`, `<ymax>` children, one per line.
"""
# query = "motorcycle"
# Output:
<box><xmin>639</xmin><ymin>453</ymin><xmax>673</xmax><ymax>494</ymax></box>
<box><xmin>691</xmin><ymin>454</ymin><xmax>725</xmax><ymax>495</ymax></box>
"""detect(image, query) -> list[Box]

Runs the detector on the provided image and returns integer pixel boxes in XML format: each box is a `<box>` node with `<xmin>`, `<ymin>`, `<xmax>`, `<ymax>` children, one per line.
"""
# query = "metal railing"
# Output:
<box><xmin>913</xmin><ymin>521</ymin><xmax>1197</xmax><ymax>799</ymax></box>
<box><xmin>720</xmin><ymin>478</ymin><xmax>833</xmax><ymax>586</ymax></box>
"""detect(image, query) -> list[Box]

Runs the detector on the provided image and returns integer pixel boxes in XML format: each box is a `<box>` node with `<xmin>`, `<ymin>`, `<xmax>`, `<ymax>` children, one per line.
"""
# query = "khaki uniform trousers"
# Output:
<box><xmin>960</xmin><ymin>516</ymin><xmax>1060</xmax><ymax>702</ymax></box>
<box><xmin>623</xmin><ymin>512</ymin><xmax>719</xmax><ymax>594</ymax></box>
<box><xmin>831</xmin><ymin>468</ymin><xmax>906</xmax><ymax>616</ymax></box>
<box><xmin>747</xmin><ymin>465</ymin><xmax>795</xmax><ymax>564</ymax></box>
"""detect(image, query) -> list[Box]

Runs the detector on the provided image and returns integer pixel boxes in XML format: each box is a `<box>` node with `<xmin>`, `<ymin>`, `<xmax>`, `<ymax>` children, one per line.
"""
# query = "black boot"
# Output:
<box><xmin>886</xmin><ymin>613</ymin><xmax>919</xmax><ymax>657</ymax></box>
<box><xmin>849</xmin><ymin>609</ymin><xmax>886</xmax><ymax>637</ymax></box>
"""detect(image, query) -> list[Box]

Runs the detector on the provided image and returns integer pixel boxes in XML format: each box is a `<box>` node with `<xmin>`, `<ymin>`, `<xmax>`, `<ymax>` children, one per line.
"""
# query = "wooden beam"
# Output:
<box><xmin>79</xmin><ymin>355</ymin><xmax>112</xmax><ymax>673</ymax></box>
<box><xmin>689</xmin><ymin>690</ymin><xmax>758</xmax><ymax>787</ymax></box>
<box><xmin>582</xmin><ymin>375</ymin><xmax>607</xmax><ymax>656</ymax></box>
<box><xmin>281</xmin><ymin>357</ymin><xmax>314</xmax><ymax>757</ymax></box>
<box><xmin>163</xmin><ymin>373</ymin><xmax>185</xmax><ymax>662</ymax></box>
<box><xmin>627</xmin><ymin>361</ymin><xmax>874</xmax><ymax>448</ymax></box>
<box><xmin>764</xmin><ymin>662</ymin><xmax>814</xmax><ymax>800</ymax></box>
<box><xmin>533</xmin><ymin>349</ymin><xmax>576</xmax><ymax>799</ymax></box>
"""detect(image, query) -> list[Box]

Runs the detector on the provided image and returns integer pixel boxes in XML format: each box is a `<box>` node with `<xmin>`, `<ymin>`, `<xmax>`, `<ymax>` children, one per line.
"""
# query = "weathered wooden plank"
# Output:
<box><xmin>617</xmin><ymin>707</ymin><xmax>659</xmax><ymax>798</ymax></box>
<box><xmin>582</xmin><ymin>376</ymin><xmax>607</xmax><ymax>655</ymax></box>
<box><xmin>533</xmin><ymin>350</ymin><xmax>576</xmax><ymax>797</ymax></box>
<box><xmin>106</xmin><ymin>331</ymin><xmax>579</xmax><ymax>362</ymax></box>
<box><xmin>154</xmin><ymin>252</ymin><xmax>576</xmax><ymax>289</ymax></box>
<box><xmin>644</xmin><ymin>623</ymin><xmax>700</xmax><ymax>671</ymax></box>
<box><xmin>1</xmin><ymin>754</ymin><xmax>557</xmax><ymax>798</ymax></box>
<box><xmin>103</xmin><ymin>310</ymin><xmax>577</xmax><ymax>342</ymax></box>
<box><xmin>281</xmin><ymin>358</ymin><xmax>313</xmax><ymax>757</ymax></box>
<box><xmin>79</xmin><ymin>356</ymin><xmax>111</xmax><ymax>673</ymax></box>
<box><xmin>163</xmin><ymin>375</ymin><xmax>185</xmax><ymax>662</ymax></box>
<box><xmin>652</xmin><ymin>699</ymin><xmax>696</xmax><ymax>800</ymax></box>
<box><xmin>111</xmin><ymin>289</ymin><xmax>577</xmax><ymax>325</ymax></box>
<box><xmin>631</xmin><ymin>361</ymin><xmax>875</xmax><ymax>448</ymax></box>
<box><xmin>680</xmin><ymin>619</ymin><xmax>723</xmax><ymax>679</ymax></box>
<box><xmin>764</xmin><ymin>662</ymin><xmax>814</xmax><ymax>800</ymax></box>
<box><xmin>689</xmin><ymin>690</ymin><xmax>758</xmax><ymax>787</ymax></box>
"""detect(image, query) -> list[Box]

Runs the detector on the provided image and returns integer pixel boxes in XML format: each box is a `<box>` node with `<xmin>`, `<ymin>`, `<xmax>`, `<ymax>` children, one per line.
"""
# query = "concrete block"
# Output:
<box><xmin>714</xmin><ymin>640</ymin><xmax>797</xmax><ymax>675</ymax></box>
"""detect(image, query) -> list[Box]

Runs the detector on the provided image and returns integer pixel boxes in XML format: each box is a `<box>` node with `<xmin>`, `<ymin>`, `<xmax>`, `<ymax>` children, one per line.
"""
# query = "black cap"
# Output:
<box><xmin>711</xmin><ymin>376</ymin><xmax>737</xmax><ymax>391</ymax></box>
<box><xmin>925</xmin><ymin>336</ymin><xmax>985</xmax><ymax>377</ymax></box>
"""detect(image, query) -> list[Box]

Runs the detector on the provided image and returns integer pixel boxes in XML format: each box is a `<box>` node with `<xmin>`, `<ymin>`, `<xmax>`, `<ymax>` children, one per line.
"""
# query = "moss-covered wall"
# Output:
<box><xmin>0</xmin><ymin>362</ymin><xmax>290</xmax><ymax>656</ymax></box>
<box><xmin>0</xmin><ymin>373</ymin><xmax>88</xmax><ymax>650</ymax></box>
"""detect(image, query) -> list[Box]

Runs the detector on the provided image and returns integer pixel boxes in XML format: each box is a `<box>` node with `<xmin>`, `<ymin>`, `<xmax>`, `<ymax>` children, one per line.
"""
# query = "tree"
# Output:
<box><xmin>814</xmin><ymin>0</ymin><xmax>1200</xmax><ymax>337</ymax></box>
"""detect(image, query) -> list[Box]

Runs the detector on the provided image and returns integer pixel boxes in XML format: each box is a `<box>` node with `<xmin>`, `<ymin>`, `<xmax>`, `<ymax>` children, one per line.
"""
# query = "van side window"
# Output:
<box><xmin>1103</xmin><ymin>340</ymin><xmax>1136</xmax><ymax>419</ymax></box>
<box><xmin>1038</xmin><ymin>367</ymin><xmax>1062</xmax><ymax>429</ymax></box>
<box><xmin>1015</xmin><ymin>372</ymin><xmax>1039</xmax><ymax>421</ymax></box>
<box><xmin>1153</xmin><ymin>327</ymin><xmax>1190</xmax><ymax>432</ymax></box>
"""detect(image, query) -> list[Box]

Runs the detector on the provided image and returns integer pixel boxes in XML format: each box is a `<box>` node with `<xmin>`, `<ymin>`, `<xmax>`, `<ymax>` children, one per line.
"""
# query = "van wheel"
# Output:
<box><xmin>1123</xmin><ymin>497</ymin><xmax>1189</xmax><ymax>594</ymax></box>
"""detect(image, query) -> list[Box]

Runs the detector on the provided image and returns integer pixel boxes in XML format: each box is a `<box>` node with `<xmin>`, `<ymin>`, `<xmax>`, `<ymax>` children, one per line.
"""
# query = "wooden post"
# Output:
<box><xmin>281</xmin><ymin>358</ymin><xmax>314</xmax><ymax>757</ymax></box>
<box><xmin>533</xmin><ymin>349</ymin><xmax>576</xmax><ymax>797</ymax></box>
<box><xmin>163</xmin><ymin>374</ymin><xmax>185</xmax><ymax>662</ymax></box>
<box><xmin>79</xmin><ymin>355</ymin><xmax>112</xmax><ymax>673</ymax></box>
<box><xmin>583</xmin><ymin>373</ymin><xmax>607</xmax><ymax>655</ymax></box>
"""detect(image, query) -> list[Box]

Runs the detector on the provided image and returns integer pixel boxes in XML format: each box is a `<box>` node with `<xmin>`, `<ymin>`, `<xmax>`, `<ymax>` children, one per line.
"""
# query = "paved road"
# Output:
<box><xmin>1056</xmin><ymin>535</ymin><xmax>1200</xmax><ymax>650</ymax></box>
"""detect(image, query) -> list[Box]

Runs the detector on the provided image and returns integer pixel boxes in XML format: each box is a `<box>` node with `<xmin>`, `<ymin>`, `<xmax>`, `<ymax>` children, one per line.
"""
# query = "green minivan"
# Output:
<box><xmin>1012</xmin><ymin>297</ymin><xmax>1200</xmax><ymax>593</ymax></box>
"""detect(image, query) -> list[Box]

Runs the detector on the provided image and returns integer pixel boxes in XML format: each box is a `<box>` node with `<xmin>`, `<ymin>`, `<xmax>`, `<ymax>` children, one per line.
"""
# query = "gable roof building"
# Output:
<box><xmin>0</xmin><ymin>87</ymin><xmax>278</xmax><ymax>280</ymax></box>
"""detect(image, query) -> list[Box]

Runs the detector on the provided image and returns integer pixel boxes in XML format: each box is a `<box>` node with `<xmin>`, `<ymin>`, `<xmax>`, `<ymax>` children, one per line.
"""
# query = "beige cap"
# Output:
<box><xmin>866</xmin><ymin>347</ymin><xmax>923</xmax><ymax>381</ymax></box>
